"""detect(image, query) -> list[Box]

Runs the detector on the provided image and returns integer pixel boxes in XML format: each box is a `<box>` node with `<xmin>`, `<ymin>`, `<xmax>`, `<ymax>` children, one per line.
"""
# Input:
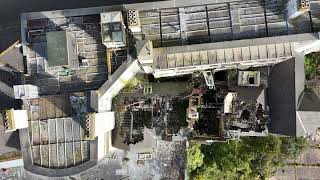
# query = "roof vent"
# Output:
<box><xmin>127</xmin><ymin>10</ymin><xmax>141</xmax><ymax>33</ymax></box>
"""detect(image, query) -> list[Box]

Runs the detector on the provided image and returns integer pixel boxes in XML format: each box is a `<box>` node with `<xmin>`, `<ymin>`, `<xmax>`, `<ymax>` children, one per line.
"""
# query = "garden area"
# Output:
<box><xmin>187</xmin><ymin>136</ymin><xmax>309</xmax><ymax>180</ymax></box>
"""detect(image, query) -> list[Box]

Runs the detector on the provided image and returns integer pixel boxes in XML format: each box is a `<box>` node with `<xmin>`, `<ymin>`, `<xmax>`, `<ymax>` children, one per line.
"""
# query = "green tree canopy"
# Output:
<box><xmin>305</xmin><ymin>52</ymin><xmax>320</xmax><ymax>79</ymax></box>
<box><xmin>187</xmin><ymin>136</ymin><xmax>309</xmax><ymax>180</ymax></box>
<box><xmin>187</xmin><ymin>143</ymin><xmax>204</xmax><ymax>172</ymax></box>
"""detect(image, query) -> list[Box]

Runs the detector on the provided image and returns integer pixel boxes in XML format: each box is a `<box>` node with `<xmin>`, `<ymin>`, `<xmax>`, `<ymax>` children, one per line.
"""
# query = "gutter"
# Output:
<box><xmin>0</xmin><ymin>159</ymin><xmax>23</xmax><ymax>169</ymax></box>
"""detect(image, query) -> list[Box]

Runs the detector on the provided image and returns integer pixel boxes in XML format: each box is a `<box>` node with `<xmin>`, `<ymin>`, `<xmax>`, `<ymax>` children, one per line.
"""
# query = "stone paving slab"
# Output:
<box><xmin>39</xmin><ymin>120</ymin><xmax>49</xmax><ymax>145</ymax></box>
<box><xmin>31</xmin><ymin>121</ymin><xmax>40</xmax><ymax>145</ymax></box>
<box><xmin>48</xmin><ymin>119</ymin><xmax>56</xmax><ymax>144</ymax></box>
<box><xmin>66</xmin><ymin>142</ymin><xmax>74</xmax><ymax>167</ymax></box>
<box><xmin>58</xmin><ymin>143</ymin><xmax>66</xmax><ymax>167</ymax></box>
<box><xmin>72</xmin><ymin>117</ymin><xmax>82</xmax><ymax>142</ymax></box>
<box><xmin>41</xmin><ymin>145</ymin><xmax>49</xmax><ymax>168</ymax></box>
<box><xmin>273</xmin><ymin>166</ymin><xmax>320</xmax><ymax>180</ymax></box>
<box><xmin>82</xmin><ymin>141</ymin><xmax>89</xmax><ymax>162</ymax></box>
<box><xmin>74</xmin><ymin>142</ymin><xmax>82</xmax><ymax>165</ymax></box>
<box><xmin>57</xmin><ymin>118</ymin><xmax>65</xmax><ymax>143</ymax></box>
<box><xmin>50</xmin><ymin>144</ymin><xmax>58</xmax><ymax>168</ymax></box>
<box><xmin>32</xmin><ymin>146</ymin><xmax>41</xmax><ymax>166</ymax></box>
<box><xmin>296</xmin><ymin>148</ymin><xmax>320</xmax><ymax>165</ymax></box>
<box><xmin>64</xmin><ymin>118</ymin><xmax>73</xmax><ymax>143</ymax></box>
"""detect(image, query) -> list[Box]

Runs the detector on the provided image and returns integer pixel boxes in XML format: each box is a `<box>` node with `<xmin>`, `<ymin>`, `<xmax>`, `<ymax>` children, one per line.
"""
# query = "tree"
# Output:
<box><xmin>187</xmin><ymin>136</ymin><xmax>309</xmax><ymax>180</ymax></box>
<box><xmin>187</xmin><ymin>143</ymin><xmax>204</xmax><ymax>173</ymax></box>
<box><xmin>200</xmin><ymin>140</ymin><xmax>254</xmax><ymax>180</ymax></box>
<box><xmin>193</xmin><ymin>163</ymin><xmax>220</xmax><ymax>180</ymax></box>
<box><xmin>240</xmin><ymin>136</ymin><xmax>282</xmax><ymax>178</ymax></box>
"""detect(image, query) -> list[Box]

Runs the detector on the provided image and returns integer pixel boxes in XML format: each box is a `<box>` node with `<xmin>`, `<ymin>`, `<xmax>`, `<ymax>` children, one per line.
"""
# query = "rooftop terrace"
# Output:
<box><xmin>19</xmin><ymin>93</ymin><xmax>97</xmax><ymax>176</ymax></box>
<box><xmin>24</xmin><ymin>14</ymin><xmax>107</xmax><ymax>94</ymax></box>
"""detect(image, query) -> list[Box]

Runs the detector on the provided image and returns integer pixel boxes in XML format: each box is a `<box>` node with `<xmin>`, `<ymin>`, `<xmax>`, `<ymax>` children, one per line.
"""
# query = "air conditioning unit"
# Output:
<box><xmin>127</xmin><ymin>9</ymin><xmax>141</xmax><ymax>33</ymax></box>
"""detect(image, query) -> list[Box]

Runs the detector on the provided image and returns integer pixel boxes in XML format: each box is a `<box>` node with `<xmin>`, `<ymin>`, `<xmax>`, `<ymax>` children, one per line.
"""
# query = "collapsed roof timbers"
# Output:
<box><xmin>223</xmin><ymin>98</ymin><xmax>268</xmax><ymax>133</ymax></box>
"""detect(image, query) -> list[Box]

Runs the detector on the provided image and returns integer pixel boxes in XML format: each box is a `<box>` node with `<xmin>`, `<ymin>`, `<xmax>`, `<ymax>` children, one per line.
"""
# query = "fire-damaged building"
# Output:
<box><xmin>187</xmin><ymin>69</ymin><xmax>270</xmax><ymax>143</ymax></box>
<box><xmin>1</xmin><ymin>0</ymin><xmax>318</xmax><ymax>178</ymax></box>
<box><xmin>111</xmin><ymin>66</ymin><xmax>271</xmax><ymax>146</ymax></box>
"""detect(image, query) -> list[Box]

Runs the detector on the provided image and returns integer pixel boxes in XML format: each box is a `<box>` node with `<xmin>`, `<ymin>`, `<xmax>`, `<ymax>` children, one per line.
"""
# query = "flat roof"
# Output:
<box><xmin>21</xmin><ymin>0</ymin><xmax>320</xmax><ymax>49</ymax></box>
<box><xmin>24</xmin><ymin>14</ymin><xmax>107</xmax><ymax>94</ymax></box>
<box><xmin>46</xmin><ymin>31</ymin><xmax>68</xmax><ymax>67</ymax></box>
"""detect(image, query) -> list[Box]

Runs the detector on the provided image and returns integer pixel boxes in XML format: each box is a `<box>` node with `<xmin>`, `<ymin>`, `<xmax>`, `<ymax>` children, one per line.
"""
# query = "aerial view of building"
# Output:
<box><xmin>0</xmin><ymin>0</ymin><xmax>320</xmax><ymax>179</ymax></box>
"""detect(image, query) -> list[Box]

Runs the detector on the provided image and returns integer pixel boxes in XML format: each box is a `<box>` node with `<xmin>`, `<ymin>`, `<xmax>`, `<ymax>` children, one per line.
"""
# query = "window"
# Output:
<box><xmin>249</xmin><ymin>77</ymin><xmax>255</xmax><ymax>84</ymax></box>
<box><xmin>112</xmin><ymin>22</ymin><xmax>121</xmax><ymax>31</ymax></box>
<box><xmin>144</xmin><ymin>85</ymin><xmax>152</xmax><ymax>94</ymax></box>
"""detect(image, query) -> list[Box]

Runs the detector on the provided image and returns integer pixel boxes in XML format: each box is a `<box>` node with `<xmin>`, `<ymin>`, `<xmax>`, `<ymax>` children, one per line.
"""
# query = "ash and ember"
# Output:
<box><xmin>115</xmin><ymin>96</ymin><xmax>188</xmax><ymax>145</ymax></box>
<box><xmin>192</xmin><ymin>70</ymin><xmax>269</xmax><ymax>139</ymax></box>
<box><xmin>114</xmin><ymin>69</ymin><xmax>269</xmax><ymax>144</ymax></box>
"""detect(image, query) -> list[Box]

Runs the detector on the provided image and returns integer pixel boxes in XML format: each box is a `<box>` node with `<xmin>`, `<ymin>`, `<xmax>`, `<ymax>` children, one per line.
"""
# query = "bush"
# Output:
<box><xmin>280</xmin><ymin>137</ymin><xmax>309</xmax><ymax>159</ymax></box>
<box><xmin>305</xmin><ymin>52</ymin><xmax>320</xmax><ymax>79</ymax></box>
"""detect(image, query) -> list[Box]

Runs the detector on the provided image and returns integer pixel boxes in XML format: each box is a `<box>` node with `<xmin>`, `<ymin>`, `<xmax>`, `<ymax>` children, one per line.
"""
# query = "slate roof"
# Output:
<box><xmin>267</xmin><ymin>58</ymin><xmax>296</xmax><ymax>136</ymax></box>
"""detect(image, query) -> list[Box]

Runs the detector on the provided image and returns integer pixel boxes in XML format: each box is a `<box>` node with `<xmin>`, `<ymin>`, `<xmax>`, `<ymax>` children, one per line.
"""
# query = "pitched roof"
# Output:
<box><xmin>267</xmin><ymin>58</ymin><xmax>296</xmax><ymax>136</ymax></box>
